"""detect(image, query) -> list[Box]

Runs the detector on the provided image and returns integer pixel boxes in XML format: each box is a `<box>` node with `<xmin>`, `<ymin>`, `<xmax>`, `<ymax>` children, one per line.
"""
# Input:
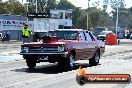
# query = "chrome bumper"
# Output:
<box><xmin>20</xmin><ymin>52</ymin><xmax>68</xmax><ymax>55</ymax></box>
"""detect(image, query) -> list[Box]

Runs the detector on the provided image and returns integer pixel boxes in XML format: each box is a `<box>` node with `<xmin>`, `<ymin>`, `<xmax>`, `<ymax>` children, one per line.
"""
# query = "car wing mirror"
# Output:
<box><xmin>86</xmin><ymin>31</ymin><xmax>88</xmax><ymax>33</ymax></box>
<box><xmin>92</xmin><ymin>38</ymin><xmax>95</xmax><ymax>41</ymax></box>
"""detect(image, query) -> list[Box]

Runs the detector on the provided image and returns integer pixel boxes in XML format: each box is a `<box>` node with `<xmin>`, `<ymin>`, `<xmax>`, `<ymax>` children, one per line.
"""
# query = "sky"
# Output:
<box><xmin>2</xmin><ymin>0</ymin><xmax>132</xmax><ymax>13</ymax></box>
<box><xmin>65</xmin><ymin>0</ymin><xmax>131</xmax><ymax>8</ymax></box>
<box><xmin>65</xmin><ymin>0</ymin><xmax>132</xmax><ymax>13</ymax></box>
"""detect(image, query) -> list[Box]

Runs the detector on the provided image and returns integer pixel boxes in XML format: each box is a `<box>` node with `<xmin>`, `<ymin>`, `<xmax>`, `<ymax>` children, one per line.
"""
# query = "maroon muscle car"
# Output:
<box><xmin>20</xmin><ymin>29</ymin><xmax>105</xmax><ymax>70</ymax></box>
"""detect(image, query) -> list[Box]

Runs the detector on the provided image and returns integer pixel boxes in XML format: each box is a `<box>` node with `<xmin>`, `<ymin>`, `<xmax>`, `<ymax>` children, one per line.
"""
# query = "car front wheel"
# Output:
<box><xmin>89</xmin><ymin>50</ymin><xmax>100</xmax><ymax>66</ymax></box>
<box><xmin>25</xmin><ymin>57</ymin><xmax>36</xmax><ymax>69</ymax></box>
<box><xmin>58</xmin><ymin>53</ymin><xmax>75</xmax><ymax>70</ymax></box>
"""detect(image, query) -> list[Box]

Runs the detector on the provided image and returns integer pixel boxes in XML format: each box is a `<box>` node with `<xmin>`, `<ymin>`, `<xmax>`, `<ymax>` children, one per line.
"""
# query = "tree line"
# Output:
<box><xmin>0</xmin><ymin>0</ymin><xmax>132</xmax><ymax>30</ymax></box>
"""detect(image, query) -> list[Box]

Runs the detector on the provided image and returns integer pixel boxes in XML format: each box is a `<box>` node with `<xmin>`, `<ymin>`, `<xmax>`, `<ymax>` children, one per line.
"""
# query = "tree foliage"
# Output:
<box><xmin>27</xmin><ymin>0</ymin><xmax>57</xmax><ymax>13</ymax></box>
<box><xmin>57</xmin><ymin>0</ymin><xmax>75</xmax><ymax>9</ymax></box>
<box><xmin>0</xmin><ymin>0</ymin><xmax>26</xmax><ymax>15</ymax></box>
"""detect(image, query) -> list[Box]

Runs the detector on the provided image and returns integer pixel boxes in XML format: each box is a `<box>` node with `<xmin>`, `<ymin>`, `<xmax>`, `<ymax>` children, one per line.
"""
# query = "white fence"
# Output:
<box><xmin>0</xmin><ymin>19</ymin><xmax>58</xmax><ymax>32</ymax></box>
<box><xmin>33</xmin><ymin>22</ymin><xmax>58</xmax><ymax>32</ymax></box>
<box><xmin>0</xmin><ymin>19</ymin><xmax>28</xmax><ymax>31</ymax></box>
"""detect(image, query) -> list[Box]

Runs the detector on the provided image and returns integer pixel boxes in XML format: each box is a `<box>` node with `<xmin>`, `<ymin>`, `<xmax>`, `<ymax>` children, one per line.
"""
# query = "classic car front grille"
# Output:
<box><xmin>29</xmin><ymin>46</ymin><xmax>59</xmax><ymax>53</ymax></box>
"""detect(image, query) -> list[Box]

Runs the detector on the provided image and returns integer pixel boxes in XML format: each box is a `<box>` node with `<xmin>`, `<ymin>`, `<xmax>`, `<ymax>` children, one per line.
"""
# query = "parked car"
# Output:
<box><xmin>118</xmin><ymin>32</ymin><xmax>123</xmax><ymax>39</ymax></box>
<box><xmin>130</xmin><ymin>33</ymin><xmax>132</xmax><ymax>39</ymax></box>
<box><xmin>97</xmin><ymin>31</ymin><xmax>115</xmax><ymax>41</ymax></box>
<box><xmin>20</xmin><ymin>29</ymin><xmax>105</xmax><ymax>70</ymax></box>
<box><xmin>2</xmin><ymin>35</ymin><xmax>9</xmax><ymax>42</ymax></box>
<box><xmin>125</xmin><ymin>32</ymin><xmax>131</xmax><ymax>39</ymax></box>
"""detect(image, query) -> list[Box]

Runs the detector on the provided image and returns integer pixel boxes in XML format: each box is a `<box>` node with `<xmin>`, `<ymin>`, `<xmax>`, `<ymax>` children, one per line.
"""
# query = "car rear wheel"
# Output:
<box><xmin>58</xmin><ymin>53</ymin><xmax>75</xmax><ymax>70</ymax></box>
<box><xmin>89</xmin><ymin>50</ymin><xmax>100</xmax><ymax>66</ymax></box>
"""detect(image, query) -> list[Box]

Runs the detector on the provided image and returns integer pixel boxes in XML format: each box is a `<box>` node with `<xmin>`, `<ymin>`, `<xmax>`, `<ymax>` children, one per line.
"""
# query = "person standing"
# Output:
<box><xmin>21</xmin><ymin>24</ymin><xmax>31</xmax><ymax>43</ymax></box>
<box><xmin>6</xmin><ymin>31</ymin><xmax>10</xmax><ymax>42</ymax></box>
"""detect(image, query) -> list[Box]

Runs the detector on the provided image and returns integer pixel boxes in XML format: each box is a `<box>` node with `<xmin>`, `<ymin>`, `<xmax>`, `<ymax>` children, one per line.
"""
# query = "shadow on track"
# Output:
<box><xmin>11</xmin><ymin>62</ymin><xmax>93</xmax><ymax>74</ymax></box>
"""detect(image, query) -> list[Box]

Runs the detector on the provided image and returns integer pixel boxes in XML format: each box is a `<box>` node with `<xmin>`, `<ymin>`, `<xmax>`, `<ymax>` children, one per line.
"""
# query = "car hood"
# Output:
<box><xmin>22</xmin><ymin>41</ymin><xmax>65</xmax><ymax>46</ymax></box>
<box><xmin>22</xmin><ymin>40</ymin><xmax>77</xmax><ymax>46</ymax></box>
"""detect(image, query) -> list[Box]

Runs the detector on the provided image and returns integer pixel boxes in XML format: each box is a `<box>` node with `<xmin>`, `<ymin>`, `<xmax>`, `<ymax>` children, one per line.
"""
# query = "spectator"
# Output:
<box><xmin>21</xmin><ymin>24</ymin><xmax>31</xmax><ymax>43</ymax></box>
<box><xmin>6</xmin><ymin>31</ymin><xmax>10</xmax><ymax>41</ymax></box>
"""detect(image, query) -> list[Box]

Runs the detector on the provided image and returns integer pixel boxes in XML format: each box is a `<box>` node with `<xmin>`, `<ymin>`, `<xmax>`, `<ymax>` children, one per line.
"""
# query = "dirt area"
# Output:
<box><xmin>0</xmin><ymin>44</ymin><xmax>21</xmax><ymax>55</ymax></box>
<box><xmin>0</xmin><ymin>43</ymin><xmax>132</xmax><ymax>88</ymax></box>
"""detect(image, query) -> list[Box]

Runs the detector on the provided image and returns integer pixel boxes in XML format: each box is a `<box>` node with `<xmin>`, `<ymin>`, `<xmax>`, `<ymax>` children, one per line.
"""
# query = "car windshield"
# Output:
<box><xmin>47</xmin><ymin>31</ymin><xmax>77</xmax><ymax>40</ymax></box>
<box><xmin>100</xmin><ymin>31</ymin><xmax>113</xmax><ymax>35</ymax></box>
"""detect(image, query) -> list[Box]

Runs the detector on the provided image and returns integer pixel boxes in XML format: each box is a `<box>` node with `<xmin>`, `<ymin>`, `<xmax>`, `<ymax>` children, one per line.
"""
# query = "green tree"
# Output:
<box><xmin>75</xmin><ymin>9</ymin><xmax>87</xmax><ymax>29</ymax></box>
<box><xmin>111</xmin><ymin>8</ymin><xmax>130</xmax><ymax>28</ymax></box>
<box><xmin>57</xmin><ymin>0</ymin><xmax>75</xmax><ymax>9</ymax></box>
<box><xmin>72</xmin><ymin>7</ymin><xmax>81</xmax><ymax>28</ymax></box>
<box><xmin>23</xmin><ymin>3</ymin><xmax>36</xmax><ymax>13</ymax></box>
<box><xmin>7</xmin><ymin>1</ymin><xmax>26</xmax><ymax>15</ymax></box>
<box><xmin>0</xmin><ymin>2</ymin><xmax>9</xmax><ymax>14</ymax></box>
<box><xmin>128</xmin><ymin>7</ymin><xmax>132</xmax><ymax>32</ymax></box>
<box><xmin>75</xmin><ymin>7</ymin><xmax>110</xmax><ymax>30</ymax></box>
<box><xmin>0</xmin><ymin>0</ymin><xmax>26</xmax><ymax>15</ymax></box>
<box><xmin>27</xmin><ymin>0</ymin><xmax>57</xmax><ymax>13</ymax></box>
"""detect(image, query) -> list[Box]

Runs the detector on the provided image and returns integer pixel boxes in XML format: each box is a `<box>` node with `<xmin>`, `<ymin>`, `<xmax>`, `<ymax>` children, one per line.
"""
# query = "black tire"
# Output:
<box><xmin>89</xmin><ymin>50</ymin><xmax>100</xmax><ymax>66</ymax></box>
<box><xmin>2</xmin><ymin>38</ymin><xmax>4</xmax><ymax>42</ymax></box>
<box><xmin>26</xmin><ymin>58</ymin><xmax>36</xmax><ymax>69</ymax></box>
<box><xmin>76</xmin><ymin>75</ymin><xmax>86</xmax><ymax>85</ymax></box>
<box><xmin>68</xmin><ymin>53</ymin><xmax>75</xmax><ymax>69</ymax></box>
<box><xmin>58</xmin><ymin>53</ymin><xmax>75</xmax><ymax>70</ymax></box>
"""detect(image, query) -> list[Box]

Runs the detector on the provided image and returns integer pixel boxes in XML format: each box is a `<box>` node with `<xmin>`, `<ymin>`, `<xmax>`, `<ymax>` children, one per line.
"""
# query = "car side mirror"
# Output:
<box><xmin>92</xmin><ymin>38</ymin><xmax>95</xmax><ymax>41</ymax></box>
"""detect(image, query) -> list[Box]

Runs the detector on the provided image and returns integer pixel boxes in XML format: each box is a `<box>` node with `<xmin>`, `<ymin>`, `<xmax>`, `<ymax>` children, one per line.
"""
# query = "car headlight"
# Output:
<box><xmin>21</xmin><ymin>47</ymin><xmax>29</xmax><ymax>53</ymax></box>
<box><xmin>58</xmin><ymin>46</ymin><xmax>64</xmax><ymax>52</ymax></box>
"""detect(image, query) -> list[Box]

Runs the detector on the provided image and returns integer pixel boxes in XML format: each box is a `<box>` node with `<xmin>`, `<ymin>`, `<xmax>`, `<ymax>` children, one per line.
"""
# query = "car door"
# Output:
<box><xmin>75</xmin><ymin>31</ymin><xmax>88</xmax><ymax>60</ymax></box>
<box><xmin>84</xmin><ymin>31</ymin><xmax>97</xmax><ymax>59</ymax></box>
<box><xmin>91</xmin><ymin>32</ymin><xmax>105</xmax><ymax>56</ymax></box>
